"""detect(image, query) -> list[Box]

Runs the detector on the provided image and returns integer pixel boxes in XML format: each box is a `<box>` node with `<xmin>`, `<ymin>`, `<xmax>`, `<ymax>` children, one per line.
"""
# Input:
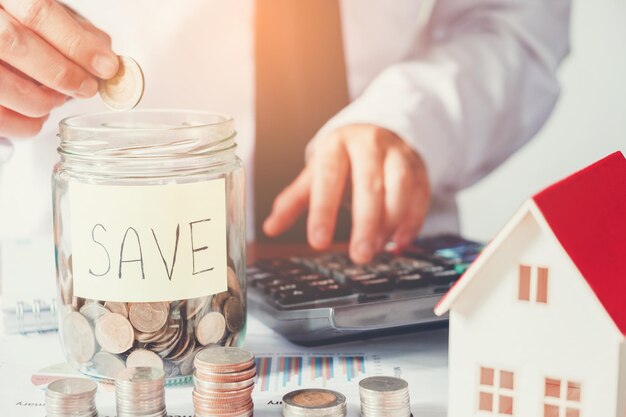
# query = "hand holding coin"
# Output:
<box><xmin>0</xmin><ymin>0</ymin><xmax>119</xmax><ymax>137</ymax></box>
<box><xmin>98</xmin><ymin>56</ymin><xmax>145</xmax><ymax>111</ymax></box>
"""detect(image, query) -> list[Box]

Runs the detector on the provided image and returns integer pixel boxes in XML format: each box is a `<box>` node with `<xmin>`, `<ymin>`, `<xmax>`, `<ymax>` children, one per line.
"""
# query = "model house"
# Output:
<box><xmin>435</xmin><ymin>151</ymin><xmax>626</xmax><ymax>417</ymax></box>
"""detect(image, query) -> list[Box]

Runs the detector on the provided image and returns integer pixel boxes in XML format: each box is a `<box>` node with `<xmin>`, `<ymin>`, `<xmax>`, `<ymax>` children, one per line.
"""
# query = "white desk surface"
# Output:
<box><xmin>0</xmin><ymin>313</ymin><xmax>449</xmax><ymax>416</ymax></box>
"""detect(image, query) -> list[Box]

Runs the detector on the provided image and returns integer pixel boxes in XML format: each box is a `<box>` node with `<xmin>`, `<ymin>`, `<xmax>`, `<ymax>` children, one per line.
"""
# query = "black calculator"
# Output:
<box><xmin>247</xmin><ymin>234</ymin><xmax>482</xmax><ymax>344</ymax></box>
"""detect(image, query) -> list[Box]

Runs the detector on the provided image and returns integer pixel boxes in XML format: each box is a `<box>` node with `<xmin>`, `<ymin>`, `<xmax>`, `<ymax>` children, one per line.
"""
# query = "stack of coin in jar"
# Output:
<box><xmin>115</xmin><ymin>367</ymin><xmax>167</xmax><ymax>417</ymax></box>
<box><xmin>359</xmin><ymin>376</ymin><xmax>411</xmax><ymax>417</ymax></box>
<box><xmin>192</xmin><ymin>346</ymin><xmax>256</xmax><ymax>417</ymax></box>
<box><xmin>45</xmin><ymin>378</ymin><xmax>98</xmax><ymax>417</ymax></box>
<box><xmin>282</xmin><ymin>389</ymin><xmax>347</xmax><ymax>417</ymax></box>
<box><xmin>58</xmin><ymin>263</ymin><xmax>245</xmax><ymax>380</ymax></box>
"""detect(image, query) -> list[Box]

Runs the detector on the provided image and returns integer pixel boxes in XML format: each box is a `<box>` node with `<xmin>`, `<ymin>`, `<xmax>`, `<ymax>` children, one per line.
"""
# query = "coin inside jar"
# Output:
<box><xmin>62</xmin><ymin>312</ymin><xmax>96</xmax><ymax>364</ymax></box>
<box><xmin>227</xmin><ymin>266</ymin><xmax>242</xmax><ymax>299</ymax></box>
<box><xmin>195</xmin><ymin>312</ymin><xmax>226</xmax><ymax>346</ymax></box>
<box><xmin>91</xmin><ymin>351</ymin><xmax>126</xmax><ymax>379</ymax></box>
<box><xmin>129</xmin><ymin>302</ymin><xmax>169</xmax><ymax>333</ymax></box>
<box><xmin>95</xmin><ymin>312</ymin><xmax>135</xmax><ymax>354</ymax></box>
<box><xmin>223</xmin><ymin>296</ymin><xmax>244</xmax><ymax>332</ymax></box>
<box><xmin>126</xmin><ymin>348</ymin><xmax>164</xmax><ymax>370</ymax></box>
<box><xmin>79</xmin><ymin>303</ymin><xmax>110</xmax><ymax>322</ymax></box>
<box><xmin>104</xmin><ymin>301</ymin><xmax>129</xmax><ymax>318</ymax></box>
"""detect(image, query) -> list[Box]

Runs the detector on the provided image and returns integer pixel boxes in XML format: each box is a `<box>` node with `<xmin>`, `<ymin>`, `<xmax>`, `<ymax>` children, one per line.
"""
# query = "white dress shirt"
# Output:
<box><xmin>0</xmin><ymin>0</ymin><xmax>570</xmax><ymax>241</ymax></box>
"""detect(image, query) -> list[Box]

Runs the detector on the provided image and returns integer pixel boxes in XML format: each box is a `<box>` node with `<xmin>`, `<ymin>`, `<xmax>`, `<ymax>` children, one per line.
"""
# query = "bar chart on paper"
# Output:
<box><xmin>255</xmin><ymin>353</ymin><xmax>382</xmax><ymax>393</ymax></box>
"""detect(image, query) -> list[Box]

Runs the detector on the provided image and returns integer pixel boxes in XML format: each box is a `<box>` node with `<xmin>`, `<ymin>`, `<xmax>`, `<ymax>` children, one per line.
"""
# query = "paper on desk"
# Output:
<box><xmin>1</xmin><ymin>237</ymin><xmax>56</xmax><ymax>305</ymax></box>
<box><xmin>0</xmin><ymin>315</ymin><xmax>448</xmax><ymax>416</ymax></box>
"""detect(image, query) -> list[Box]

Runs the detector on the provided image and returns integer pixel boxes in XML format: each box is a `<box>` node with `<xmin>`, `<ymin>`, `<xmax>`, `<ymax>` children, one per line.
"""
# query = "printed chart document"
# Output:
<box><xmin>0</xmin><ymin>315</ymin><xmax>448</xmax><ymax>416</ymax></box>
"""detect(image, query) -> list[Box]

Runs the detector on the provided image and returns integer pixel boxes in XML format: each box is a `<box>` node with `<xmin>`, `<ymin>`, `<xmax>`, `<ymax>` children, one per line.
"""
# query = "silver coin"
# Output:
<box><xmin>359</xmin><ymin>376</ymin><xmax>408</xmax><ymax>393</ymax></box>
<box><xmin>79</xmin><ymin>302</ymin><xmax>110</xmax><ymax>322</ymax></box>
<box><xmin>91</xmin><ymin>351</ymin><xmax>127</xmax><ymax>379</ymax></box>
<box><xmin>359</xmin><ymin>376</ymin><xmax>411</xmax><ymax>417</ymax></box>
<box><xmin>126</xmin><ymin>349</ymin><xmax>164</xmax><ymax>370</ymax></box>
<box><xmin>116</xmin><ymin>366</ymin><xmax>165</xmax><ymax>383</ymax></box>
<box><xmin>194</xmin><ymin>346</ymin><xmax>254</xmax><ymax>370</ymax></box>
<box><xmin>115</xmin><ymin>366</ymin><xmax>167</xmax><ymax>417</ymax></box>
<box><xmin>62</xmin><ymin>312</ymin><xmax>96</xmax><ymax>364</ymax></box>
<box><xmin>46</xmin><ymin>378</ymin><xmax>98</xmax><ymax>417</ymax></box>
<box><xmin>47</xmin><ymin>377</ymin><xmax>97</xmax><ymax>397</ymax></box>
<box><xmin>163</xmin><ymin>360</ymin><xmax>181</xmax><ymax>378</ymax></box>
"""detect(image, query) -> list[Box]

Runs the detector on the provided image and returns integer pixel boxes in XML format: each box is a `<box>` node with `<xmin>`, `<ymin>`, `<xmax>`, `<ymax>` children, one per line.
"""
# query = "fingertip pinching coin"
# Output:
<box><xmin>98</xmin><ymin>55</ymin><xmax>145</xmax><ymax>111</ymax></box>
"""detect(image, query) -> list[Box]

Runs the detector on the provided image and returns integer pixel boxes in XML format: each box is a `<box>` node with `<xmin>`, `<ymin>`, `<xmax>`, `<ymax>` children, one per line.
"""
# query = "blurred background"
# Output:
<box><xmin>459</xmin><ymin>0</ymin><xmax>626</xmax><ymax>241</ymax></box>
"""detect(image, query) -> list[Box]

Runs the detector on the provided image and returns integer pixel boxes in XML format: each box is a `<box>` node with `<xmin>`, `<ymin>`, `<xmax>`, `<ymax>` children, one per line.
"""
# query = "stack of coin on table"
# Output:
<box><xmin>58</xmin><ymin>259</ymin><xmax>245</xmax><ymax>380</ymax></box>
<box><xmin>115</xmin><ymin>367</ymin><xmax>167</xmax><ymax>417</ymax></box>
<box><xmin>358</xmin><ymin>376</ymin><xmax>411</xmax><ymax>417</ymax></box>
<box><xmin>46</xmin><ymin>378</ymin><xmax>98</xmax><ymax>417</ymax></box>
<box><xmin>282</xmin><ymin>388</ymin><xmax>347</xmax><ymax>417</ymax></box>
<box><xmin>192</xmin><ymin>346</ymin><xmax>257</xmax><ymax>417</ymax></box>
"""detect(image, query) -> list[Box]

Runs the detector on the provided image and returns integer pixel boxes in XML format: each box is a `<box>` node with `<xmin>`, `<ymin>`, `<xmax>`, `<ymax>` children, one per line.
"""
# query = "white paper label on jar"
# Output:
<box><xmin>69</xmin><ymin>179</ymin><xmax>227</xmax><ymax>302</ymax></box>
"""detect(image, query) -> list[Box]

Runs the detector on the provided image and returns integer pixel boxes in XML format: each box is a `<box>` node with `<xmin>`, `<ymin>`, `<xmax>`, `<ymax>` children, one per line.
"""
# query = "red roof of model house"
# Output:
<box><xmin>435</xmin><ymin>151</ymin><xmax>626</xmax><ymax>335</ymax></box>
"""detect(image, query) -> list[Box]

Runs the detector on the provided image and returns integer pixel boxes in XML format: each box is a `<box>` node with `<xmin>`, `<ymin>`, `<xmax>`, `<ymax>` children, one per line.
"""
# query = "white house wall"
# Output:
<box><xmin>448</xmin><ymin>210</ymin><xmax>623</xmax><ymax>417</ymax></box>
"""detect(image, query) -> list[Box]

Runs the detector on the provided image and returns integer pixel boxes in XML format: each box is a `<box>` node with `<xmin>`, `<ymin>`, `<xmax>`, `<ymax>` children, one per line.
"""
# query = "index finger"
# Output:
<box><xmin>346</xmin><ymin>140</ymin><xmax>386</xmax><ymax>264</ymax></box>
<box><xmin>1</xmin><ymin>0</ymin><xmax>118</xmax><ymax>78</ymax></box>
<box><xmin>307</xmin><ymin>138</ymin><xmax>349</xmax><ymax>250</ymax></box>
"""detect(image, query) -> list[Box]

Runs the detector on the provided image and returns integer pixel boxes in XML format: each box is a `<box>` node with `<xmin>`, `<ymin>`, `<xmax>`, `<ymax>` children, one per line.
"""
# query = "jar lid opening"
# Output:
<box><xmin>58</xmin><ymin>110</ymin><xmax>236</xmax><ymax>160</ymax></box>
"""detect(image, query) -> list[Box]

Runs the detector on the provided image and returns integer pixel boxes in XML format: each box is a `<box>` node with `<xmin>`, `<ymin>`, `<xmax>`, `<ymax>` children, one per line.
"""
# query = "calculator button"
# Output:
<box><xmin>294</xmin><ymin>274</ymin><xmax>325</xmax><ymax>283</ymax></box>
<box><xmin>396</xmin><ymin>273</ymin><xmax>426</xmax><ymax>289</ymax></box>
<box><xmin>279</xmin><ymin>267</ymin><xmax>310</xmax><ymax>277</ymax></box>
<box><xmin>307</xmin><ymin>279</ymin><xmax>337</xmax><ymax>287</ymax></box>
<box><xmin>248</xmin><ymin>271</ymin><xmax>275</xmax><ymax>285</ymax></box>
<box><xmin>355</xmin><ymin>277</ymin><xmax>394</xmax><ymax>293</ymax></box>
<box><xmin>347</xmin><ymin>273</ymin><xmax>378</xmax><ymax>283</ymax></box>
<box><xmin>256</xmin><ymin>258</ymin><xmax>297</xmax><ymax>269</ymax></box>
<box><xmin>276</xmin><ymin>289</ymin><xmax>318</xmax><ymax>306</ymax></box>
<box><xmin>256</xmin><ymin>278</ymin><xmax>291</xmax><ymax>293</ymax></box>
<box><xmin>268</xmin><ymin>283</ymin><xmax>301</xmax><ymax>296</ymax></box>
<box><xmin>427</xmin><ymin>268</ymin><xmax>460</xmax><ymax>285</ymax></box>
<box><xmin>315</xmin><ymin>284</ymin><xmax>353</xmax><ymax>299</ymax></box>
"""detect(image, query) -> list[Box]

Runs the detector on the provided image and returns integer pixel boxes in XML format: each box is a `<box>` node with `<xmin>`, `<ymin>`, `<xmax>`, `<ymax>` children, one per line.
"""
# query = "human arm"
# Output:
<box><xmin>265</xmin><ymin>0</ymin><xmax>572</xmax><ymax>262</ymax></box>
<box><xmin>0</xmin><ymin>0</ymin><xmax>118</xmax><ymax>137</ymax></box>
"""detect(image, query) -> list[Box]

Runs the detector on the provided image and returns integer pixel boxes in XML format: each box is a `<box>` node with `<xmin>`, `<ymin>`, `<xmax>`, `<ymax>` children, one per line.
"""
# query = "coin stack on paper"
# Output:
<box><xmin>115</xmin><ymin>367</ymin><xmax>167</xmax><ymax>417</ymax></box>
<box><xmin>282</xmin><ymin>389</ymin><xmax>347</xmax><ymax>417</ymax></box>
<box><xmin>46</xmin><ymin>378</ymin><xmax>98</xmax><ymax>417</ymax></box>
<box><xmin>359</xmin><ymin>376</ymin><xmax>411</xmax><ymax>417</ymax></box>
<box><xmin>192</xmin><ymin>346</ymin><xmax>257</xmax><ymax>417</ymax></box>
<box><xmin>58</xmin><ymin>264</ymin><xmax>245</xmax><ymax>380</ymax></box>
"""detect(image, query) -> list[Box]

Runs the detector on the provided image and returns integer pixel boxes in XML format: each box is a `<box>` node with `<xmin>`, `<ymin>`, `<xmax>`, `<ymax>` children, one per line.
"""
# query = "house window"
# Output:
<box><xmin>543</xmin><ymin>378</ymin><xmax>581</xmax><ymax>417</ymax></box>
<box><xmin>478</xmin><ymin>367</ymin><xmax>515</xmax><ymax>415</ymax></box>
<box><xmin>518</xmin><ymin>265</ymin><xmax>549</xmax><ymax>304</ymax></box>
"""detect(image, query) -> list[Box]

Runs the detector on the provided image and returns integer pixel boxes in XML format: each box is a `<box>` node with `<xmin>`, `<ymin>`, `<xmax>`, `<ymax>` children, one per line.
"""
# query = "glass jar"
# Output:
<box><xmin>52</xmin><ymin>110</ymin><xmax>246</xmax><ymax>383</ymax></box>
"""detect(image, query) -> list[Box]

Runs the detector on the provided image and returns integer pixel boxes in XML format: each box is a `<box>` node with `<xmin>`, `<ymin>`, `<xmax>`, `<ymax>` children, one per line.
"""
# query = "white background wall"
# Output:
<box><xmin>458</xmin><ymin>0</ymin><xmax>626</xmax><ymax>241</ymax></box>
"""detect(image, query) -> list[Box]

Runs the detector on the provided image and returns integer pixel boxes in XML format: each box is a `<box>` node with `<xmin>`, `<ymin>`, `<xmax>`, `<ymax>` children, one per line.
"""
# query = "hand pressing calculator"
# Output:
<box><xmin>247</xmin><ymin>234</ymin><xmax>483</xmax><ymax>344</ymax></box>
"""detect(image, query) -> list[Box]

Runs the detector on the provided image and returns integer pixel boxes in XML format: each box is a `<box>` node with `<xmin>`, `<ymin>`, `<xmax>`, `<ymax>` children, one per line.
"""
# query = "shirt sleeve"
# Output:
<box><xmin>311</xmin><ymin>0</ymin><xmax>571</xmax><ymax>194</ymax></box>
